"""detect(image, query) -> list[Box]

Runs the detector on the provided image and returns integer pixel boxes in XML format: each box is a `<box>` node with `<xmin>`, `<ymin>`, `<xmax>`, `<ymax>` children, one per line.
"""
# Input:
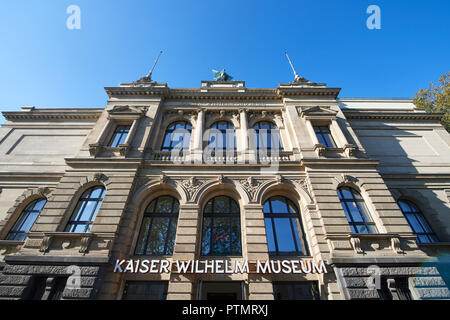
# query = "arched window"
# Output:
<box><xmin>65</xmin><ymin>186</ymin><xmax>105</xmax><ymax>233</ymax></box>
<box><xmin>253</xmin><ymin>121</ymin><xmax>282</xmax><ymax>152</ymax></box>
<box><xmin>6</xmin><ymin>198</ymin><xmax>47</xmax><ymax>241</ymax></box>
<box><xmin>398</xmin><ymin>200</ymin><xmax>438</xmax><ymax>244</ymax></box>
<box><xmin>201</xmin><ymin>196</ymin><xmax>241</xmax><ymax>256</ymax></box>
<box><xmin>161</xmin><ymin>121</ymin><xmax>192</xmax><ymax>152</ymax></box>
<box><xmin>263</xmin><ymin>196</ymin><xmax>309</xmax><ymax>256</ymax></box>
<box><xmin>337</xmin><ymin>187</ymin><xmax>377</xmax><ymax>234</ymax></box>
<box><xmin>207</xmin><ymin>121</ymin><xmax>236</xmax><ymax>152</ymax></box>
<box><xmin>135</xmin><ymin>196</ymin><xmax>179</xmax><ymax>256</ymax></box>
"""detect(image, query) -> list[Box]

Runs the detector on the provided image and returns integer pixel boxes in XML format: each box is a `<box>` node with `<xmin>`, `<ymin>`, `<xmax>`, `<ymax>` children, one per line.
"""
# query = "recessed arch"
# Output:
<box><xmin>200</xmin><ymin>194</ymin><xmax>242</xmax><ymax>256</ymax></box>
<box><xmin>194</xmin><ymin>179</ymin><xmax>248</xmax><ymax>206</ymax></box>
<box><xmin>257</xmin><ymin>179</ymin><xmax>313</xmax><ymax>208</ymax></box>
<box><xmin>0</xmin><ymin>188</ymin><xmax>50</xmax><ymax>240</ymax></box>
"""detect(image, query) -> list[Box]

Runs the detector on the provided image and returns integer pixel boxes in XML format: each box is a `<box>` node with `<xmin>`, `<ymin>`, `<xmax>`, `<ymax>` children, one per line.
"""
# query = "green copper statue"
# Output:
<box><xmin>212</xmin><ymin>69</ymin><xmax>233</xmax><ymax>81</ymax></box>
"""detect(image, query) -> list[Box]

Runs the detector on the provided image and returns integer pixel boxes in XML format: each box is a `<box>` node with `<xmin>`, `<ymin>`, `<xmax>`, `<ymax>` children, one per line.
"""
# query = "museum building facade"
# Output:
<box><xmin>0</xmin><ymin>74</ymin><xmax>449</xmax><ymax>300</ymax></box>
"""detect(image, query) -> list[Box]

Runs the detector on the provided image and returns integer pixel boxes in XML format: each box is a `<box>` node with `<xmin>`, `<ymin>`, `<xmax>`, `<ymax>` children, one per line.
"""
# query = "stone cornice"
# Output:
<box><xmin>105</xmin><ymin>86</ymin><xmax>342</xmax><ymax>101</ymax></box>
<box><xmin>2</xmin><ymin>110</ymin><xmax>102</xmax><ymax>121</ymax></box>
<box><xmin>277</xmin><ymin>87</ymin><xmax>341</xmax><ymax>99</ymax></box>
<box><xmin>301</xmin><ymin>159</ymin><xmax>380</xmax><ymax>166</ymax></box>
<box><xmin>344</xmin><ymin>111</ymin><xmax>444</xmax><ymax>121</ymax></box>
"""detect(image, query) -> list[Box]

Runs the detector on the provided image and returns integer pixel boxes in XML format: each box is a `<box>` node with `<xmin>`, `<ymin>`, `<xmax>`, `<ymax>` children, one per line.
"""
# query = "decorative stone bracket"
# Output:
<box><xmin>39</xmin><ymin>232</ymin><xmax>95</xmax><ymax>255</ymax></box>
<box><xmin>314</xmin><ymin>143</ymin><xmax>326</xmax><ymax>157</ymax></box>
<box><xmin>0</xmin><ymin>240</ymin><xmax>25</xmax><ymax>257</ymax></box>
<box><xmin>343</xmin><ymin>144</ymin><xmax>356</xmax><ymax>157</ymax></box>
<box><xmin>326</xmin><ymin>233</ymin><xmax>418</xmax><ymax>256</ymax></box>
<box><xmin>89</xmin><ymin>143</ymin><xmax>103</xmax><ymax>157</ymax></box>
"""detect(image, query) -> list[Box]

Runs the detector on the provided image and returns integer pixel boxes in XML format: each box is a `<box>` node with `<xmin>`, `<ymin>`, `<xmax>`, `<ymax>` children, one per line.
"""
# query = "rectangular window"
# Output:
<box><xmin>378</xmin><ymin>278</ymin><xmax>412</xmax><ymax>300</ymax></box>
<box><xmin>273</xmin><ymin>282</ymin><xmax>320</xmax><ymax>300</ymax></box>
<box><xmin>314</xmin><ymin>126</ymin><xmax>336</xmax><ymax>148</ymax></box>
<box><xmin>122</xmin><ymin>281</ymin><xmax>168</xmax><ymax>300</ymax></box>
<box><xmin>48</xmin><ymin>278</ymin><xmax>68</xmax><ymax>300</ymax></box>
<box><xmin>109</xmin><ymin>125</ymin><xmax>131</xmax><ymax>147</ymax></box>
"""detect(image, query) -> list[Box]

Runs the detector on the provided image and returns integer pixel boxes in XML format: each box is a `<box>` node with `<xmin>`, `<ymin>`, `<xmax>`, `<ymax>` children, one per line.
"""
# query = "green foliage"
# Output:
<box><xmin>413</xmin><ymin>72</ymin><xmax>450</xmax><ymax>131</ymax></box>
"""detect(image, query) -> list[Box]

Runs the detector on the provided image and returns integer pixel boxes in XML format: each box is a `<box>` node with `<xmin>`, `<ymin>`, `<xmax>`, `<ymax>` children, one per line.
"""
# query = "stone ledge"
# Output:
<box><xmin>328</xmin><ymin>256</ymin><xmax>438</xmax><ymax>265</ymax></box>
<box><xmin>4</xmin><ymin>255</ymin><xmax>110</xmax><ymax>265</ymax></box>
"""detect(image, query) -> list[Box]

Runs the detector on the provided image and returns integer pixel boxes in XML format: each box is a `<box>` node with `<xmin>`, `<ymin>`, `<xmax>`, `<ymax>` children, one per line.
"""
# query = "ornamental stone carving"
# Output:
<box><xmin>238</xmin><ymin>177</ymin><xmax>263</xmax><ymax>202</ymax></box>
<box><xmin>180</xmin><ymin>177</ymin><xmax>205</xmax><ymax>201</ymax></box>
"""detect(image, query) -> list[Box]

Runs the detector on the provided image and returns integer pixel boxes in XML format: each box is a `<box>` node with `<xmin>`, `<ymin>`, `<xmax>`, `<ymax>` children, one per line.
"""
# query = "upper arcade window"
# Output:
<box><xmin>263</xmin><ymin>196</ymin><xmax>309</xmax><ymax>256</ymax></box>
<box><xmin>6</xmin><ymin>198</ymin><xmax>47</xmax><ymax>241</ymax></box>
<box><xmin>253</xmin><ymin>121</ymin><xmax>283</xmax><ymax>152</ymax></box>
<box><xmin>201</xmin><ymin>196</ymin><xmax>242</xmax><ymax>256</ymax></box>
<box><xmin>65</xmin><ymin>186</ymin><xmax>105</xmax><ymax>233</ymax></box>
<box><xmin>337</xmin><ymin>187</ymin><xmax>377</xmax><ymax>234</ymax></box>
<box><xmin>397</xmin><ymin>200</ymin><xmax>438</xmax><ymax>244</ymax></box>
<box><xmin>313</xmin><ymin>126</ymin><xmax>336</xmax><ymax>148</ymax></box>
<box><xmin>135</xmin><ymin>196</ymin><xmax>179</xmax><ymax>256</ymax></box>
<box><xmin>109</xmin><ymin>125</ymin><xmax>131</xmax><ymax>147</ymax></box>
<box><xmin>207</xmin><ymin>121</ymin><xmax>236</xmax><ymax>153</ymax></box>
<box><xmin>161</xmin><ymin>121</ymin><xmax>192</xmax><ymax>152</ymax></box>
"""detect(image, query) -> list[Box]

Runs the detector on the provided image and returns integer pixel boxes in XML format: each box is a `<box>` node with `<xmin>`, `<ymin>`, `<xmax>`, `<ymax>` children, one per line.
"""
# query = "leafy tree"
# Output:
<box><xmin>413</xmin><ymin>72</ymin><xmax>450</xmax><ymax>131</ymax></box>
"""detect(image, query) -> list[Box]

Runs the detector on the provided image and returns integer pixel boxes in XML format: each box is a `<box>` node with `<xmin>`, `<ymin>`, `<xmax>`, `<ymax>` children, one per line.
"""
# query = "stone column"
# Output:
<box><xmin>193</xmin><ymin>109</ymin><xmax>205</xmax><ymax>163</ymax></box>
<box><xmin>240</xmin><ymin>108</ymin><xmax>248</xmax><ymax>152</ymax></box>
<box><xmin>244</xmin><ymin>204</ymin><xmax>274</xmax><ymax>300</ymax></box>
<box><xmin>166</xmin><ymin>203</ymin><xmax>200</xmax><ymax>300</ymax></box>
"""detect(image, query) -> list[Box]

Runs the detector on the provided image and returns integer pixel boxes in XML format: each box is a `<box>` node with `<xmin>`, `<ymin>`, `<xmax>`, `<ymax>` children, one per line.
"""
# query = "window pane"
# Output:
<box><xmin>270</xmin><ymin>198</ymin><xmax>289</xmax><ymax>213</ymax></box>
<box><xmin>405</xmin><ymin>214</ymin><xmax>426</xmax><ymax>233</ymax></box>
<box><xmin>19</xmin><ymin>211</ymin><xmax>40</xmax><ymax>233</ymax></box>
<box><xmin>165</xmin><ymin>218</ymin><xmax>178</xmax><ymax>254</ymax></box>
<box><xmin>265</xmin><ymin>218</ymin><xmax>276</xmax><ymax>252</ymax></box>
<box><xmin>212</xmin><ymin>217</ymin><xmax>231</xmax><ymax>254</ymax></box>
<box><xmin>146</xmin><ymin>218</ymin><xmax>169</xmax><ymax>255</ymax></box>
<box><xmin>398</xmin><ymin>200</ymin><xmax>411</xmax><ymax>213</ymax></box>
<box><xmin>346</xmin><ymin>202</ymin><xmax>365</xmax><ymax>222</ymax></box>
<box><xmin>231</xmin><ymin>218</ymin><xmax>241</xmax><ymax>254</ymax></box>
<box><xmin>154</xmin><ymin>196</ymin><xmax>174</xmax><ymax>214</ymax></box>
<box><xmin>135</xmin><ymin>217</ymin><xmax>152</xmax><ymax>255</ymax></box>
<box><xmin>273</xmin><ymin>218</ymin><xmax>297</xmax><ymax>252</ymax></box>
<box><xmin>89</xmin><ymin>187</ymin><xmax>104</xmax><ymax>199</ymax></box>
<box><xmin>291</xmin><ymin>218</ymin><xmax>304</xmax><ymax>253</ymax></box>
<box><xmin>201</xmin><ymin>217</ymin><xmax>212</xmax><ymax>255</ymax></box>
<box><xmin>33</xmin><ymin>199</ymin><xmax>47</xmax><ymax>211</ymax></box>
<box><xmin>263</xmin><ymin>201</ymin><xmax>271</xmax><ymax>214</ymax></box>
<box><xmin>213</xmin><ymin>197</ymin><xmax>228</xmax><ymax>214</ymax></box>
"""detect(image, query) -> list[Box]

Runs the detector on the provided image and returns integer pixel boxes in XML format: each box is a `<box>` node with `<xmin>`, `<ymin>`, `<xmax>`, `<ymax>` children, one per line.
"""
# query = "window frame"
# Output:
<box><xmin>252</xmin><ymin>121</ymin><xmax>283</xmax><ymax>152</ymax></box>
<box><xmin>337</xmin><ymin>187</ymin><xmax>378</xmax><ymax>234</ymax></box>
<box><xmin>201</xmin><ymin>196</ymin><xmax>242</xmax><ymax>257</ymax></box>
<box><xmin>161</xmin><ymin>121</ymin><xmax>192</xmax><ymax>152</ymax></box>
<box><xmin>6</xmin><ymin>198</ymin><xmax>47</xmax><ymax>241</ymax></box>
<box><xmin>108</xmin><ymin>125</ymin><xmax>131</xmax><ymax>148</ymax></box>
<box><xmin>64</xmin><ymin>186</ymin><xmax>106</xmax><ymax>233</ymax></box>
<box><xmin>263</xmin><ymin>196</ymin><xmax>310</xmax><ymax>257</ymax></box>
<box><xmin>134</xmin><ymin>195</ymin><xmax>180</xmax><ymax>256</ymax></box>
<box><xmin>313</xmin><ymin>125</ymin><xmax>337</xmax><ymax>148</ymax></box>
<box><xmin>207</xmin><ymin>121</ymin><xmax>237</xmax><ymax>153</ymax></box>
<box><xmin>397</xmin><ymin>199</ymin><xmax>438</xmax><ymax>244</ymax></box>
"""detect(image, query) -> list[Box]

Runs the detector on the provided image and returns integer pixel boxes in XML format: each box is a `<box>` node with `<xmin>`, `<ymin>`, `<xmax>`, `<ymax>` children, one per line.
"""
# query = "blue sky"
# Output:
<box><xmin>0</xmin><ymin>1</ymin><xmax>449</xmax><ymax>123</ymax></box>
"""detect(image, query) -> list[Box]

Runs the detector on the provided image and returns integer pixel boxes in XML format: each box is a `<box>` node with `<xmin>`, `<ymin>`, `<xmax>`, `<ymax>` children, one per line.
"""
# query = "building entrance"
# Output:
<box><xmin>199</xmin><ymin>281</ymin><xmax>244</xmax><ymax>300</ymax></box>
